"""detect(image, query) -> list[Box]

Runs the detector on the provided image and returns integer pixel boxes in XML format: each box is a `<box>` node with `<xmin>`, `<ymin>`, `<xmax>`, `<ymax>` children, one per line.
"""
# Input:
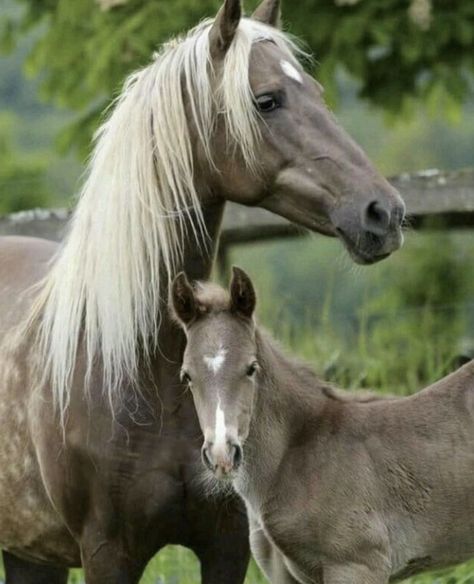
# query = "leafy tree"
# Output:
<box><xmin>1</xmin><ymin>0</ymin><xmax>473</xmax><ymax>152</ymax></box>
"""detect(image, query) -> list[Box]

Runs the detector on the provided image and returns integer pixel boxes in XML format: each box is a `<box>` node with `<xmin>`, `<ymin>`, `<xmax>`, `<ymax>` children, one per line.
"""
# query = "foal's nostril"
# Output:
<box><xmin>201</xmin><ymin>445</ymin><xmax>214</xmax><ymax>471</ymax></box>
<box><xmin>232</xmin><ymin>443</ymin><xmax>243</xmax><ymax>469</ymax></box>
<box><xmin>363</xmin><ymin>200</ymin><xmax>391</xmax><ymax>235</ymax></box>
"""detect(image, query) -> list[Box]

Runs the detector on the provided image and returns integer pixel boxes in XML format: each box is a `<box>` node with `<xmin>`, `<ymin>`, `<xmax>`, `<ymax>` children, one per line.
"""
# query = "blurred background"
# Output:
<box><xmin>1</xmin><ymin>0</ymin><xmax>474</xmax><ymax>582</ymax></box>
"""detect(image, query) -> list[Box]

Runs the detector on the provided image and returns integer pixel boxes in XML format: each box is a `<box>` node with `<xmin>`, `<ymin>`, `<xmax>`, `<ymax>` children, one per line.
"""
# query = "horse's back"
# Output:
<box><xmin>0</xmin><ymin>236</ymin><xmax>57</xmax><ymax>334</ymax></box>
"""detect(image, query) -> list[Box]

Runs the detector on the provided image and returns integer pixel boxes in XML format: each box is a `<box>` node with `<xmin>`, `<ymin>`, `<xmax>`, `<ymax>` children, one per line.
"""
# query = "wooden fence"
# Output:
<box><xmin>1</xmin><ymin>169</ymin><xmax>474</xmax><ymax>266</ymax></box>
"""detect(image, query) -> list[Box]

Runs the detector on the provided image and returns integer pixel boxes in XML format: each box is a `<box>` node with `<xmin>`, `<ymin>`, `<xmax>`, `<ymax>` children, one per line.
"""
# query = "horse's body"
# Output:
<box><xmin>173</xmin><ymin>270</ymin><xmax>474</xmax><ymax>584</ymax></box>
<box><xmin>0</xmin><ymin>0</ymin><xmax>404</xmax><ymax>581</ymax></box>
<box><xmin>0</xmin><ymin>212</ymin><xmax>251</xmax><ymax>582</ymax></box>
<box><xmin>0</xmin><ymin>238</ymin><xmax>72</xmax><ymax>562</ymax></box>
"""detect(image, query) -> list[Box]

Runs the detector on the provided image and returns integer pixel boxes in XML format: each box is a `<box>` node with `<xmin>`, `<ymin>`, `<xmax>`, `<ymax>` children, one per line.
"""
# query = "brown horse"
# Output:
<box><xmin>172</xmin><ymin>268</ymin><xmax>474</xmax><ymax>584</ymax></box>
<box><xmin>0</xmin><ymin>0</ymin><xmax>405</xmax><ymax>582</ymax></box>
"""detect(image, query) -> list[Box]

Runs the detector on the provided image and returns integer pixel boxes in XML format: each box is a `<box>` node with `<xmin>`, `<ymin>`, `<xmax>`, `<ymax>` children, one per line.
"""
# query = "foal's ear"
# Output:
<box><xmin>209</xmin><ymin>0</ymin><xmax>242</xmax><ymax>60</ymax></box>
<box><xmin>230</xmin><ymin>267</ymin><xmax>256</xmax><ymax>319</ymax></box>
<box><xmin>171</xmin><ymin>273</ymin><xmax>197</xmax><ymax>326</ymax></box>
<box><xmin>252</xmin><ymin>0</ymin><xmax>281</xmax><ymax>28</ymax></box>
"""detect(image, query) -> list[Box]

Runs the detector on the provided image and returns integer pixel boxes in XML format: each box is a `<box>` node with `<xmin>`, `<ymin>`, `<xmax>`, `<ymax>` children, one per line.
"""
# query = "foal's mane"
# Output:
<box><xmin>26</xmin><ymin>17</ymin><xmax>299</xmax><ymax>422</ymax></box>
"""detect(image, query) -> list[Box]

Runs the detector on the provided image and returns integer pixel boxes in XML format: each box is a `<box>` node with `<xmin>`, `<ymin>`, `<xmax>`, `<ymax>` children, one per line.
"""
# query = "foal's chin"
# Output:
<box><xmin>196</xmin><ymin>466</ymin><xmax>239</xmax><ymax>500</ymax></box>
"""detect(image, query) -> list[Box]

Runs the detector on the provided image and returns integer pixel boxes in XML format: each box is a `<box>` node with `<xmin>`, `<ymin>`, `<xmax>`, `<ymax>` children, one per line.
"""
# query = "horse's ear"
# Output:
<box><xmin>230</xmin><ymin>266</ymin><xmax>256</xmax><ymax>319</ymax></box>
<box><xmin>171</xmin><ymin>273</ymin><xmax>197</xmax><ymax>326</ymax></box>
<box><xmin>252</xmin><ymin>0</ymin><xmax>281</xmax><ymax>28</ymax></box>
<box><xmin>209</xmin><ymin>0</ymin><xmax>242</xmax><ymax>60</ymax></box>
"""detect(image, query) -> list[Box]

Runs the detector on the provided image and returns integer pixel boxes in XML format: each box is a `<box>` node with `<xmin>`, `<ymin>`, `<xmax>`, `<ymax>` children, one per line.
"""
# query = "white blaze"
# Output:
<box><xmin>214</xmin><ymin>400</ymin><xmax>227</xmax><ymax>450</ymax></box>
<box><xmin>204</xmin><ymin>348</ymin><xmax>227</xmax><ymax>374</ymax></box>
<box><xmin>281</xmin><ymin>59</ymin><xmax>303</xmax><ymax>84</ymax></box>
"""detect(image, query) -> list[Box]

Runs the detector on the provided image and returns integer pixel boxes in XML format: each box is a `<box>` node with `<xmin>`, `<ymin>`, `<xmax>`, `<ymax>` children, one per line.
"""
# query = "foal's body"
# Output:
<box><xmin>243</xmin><ymin>341</ymin><xmax>474</xmax><ymax>583</ymax></box>
<box><xmin>172</xmin><ymin>271</ymin><xmax>474</xmax><ymax>584</ymax></box>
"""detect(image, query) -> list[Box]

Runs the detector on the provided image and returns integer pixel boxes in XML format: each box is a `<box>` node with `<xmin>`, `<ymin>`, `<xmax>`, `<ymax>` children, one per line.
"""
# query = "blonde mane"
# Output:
<box><xmin>28</xmin><ymin>17</ymin><xmax>299</xmax><ymax>422</ymax></box>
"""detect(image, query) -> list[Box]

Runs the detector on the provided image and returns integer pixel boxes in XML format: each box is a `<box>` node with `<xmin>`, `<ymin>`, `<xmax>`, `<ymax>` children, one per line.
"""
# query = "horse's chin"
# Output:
<box><xmin>336</xmin><ymin>229</ymin><xmax>402</xmax><ymax>265</ymax></box>
<box><xmin>347</xmin><ymin>247</ymin><xmax>392</xmax><ymax>266</ymax></box>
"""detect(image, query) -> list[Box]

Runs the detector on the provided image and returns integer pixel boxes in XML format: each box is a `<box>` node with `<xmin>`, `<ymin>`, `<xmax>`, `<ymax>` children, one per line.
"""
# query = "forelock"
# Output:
<box><xmin>194</xmin><ymin>282</ymin><xmax>230</xmax><ymax>315</ymax></box>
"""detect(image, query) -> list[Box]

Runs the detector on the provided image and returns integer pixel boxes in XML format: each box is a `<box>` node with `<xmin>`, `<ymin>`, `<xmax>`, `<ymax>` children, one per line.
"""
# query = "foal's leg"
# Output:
<box><xmin>249</xmin><ymin>517</ymin><xmax>299</xmax><ymax>584</ymax></box>
<box><xmin>3</xmin><ymin>551</ymin><xmax>68</xmax><ymax>584</ymax></box>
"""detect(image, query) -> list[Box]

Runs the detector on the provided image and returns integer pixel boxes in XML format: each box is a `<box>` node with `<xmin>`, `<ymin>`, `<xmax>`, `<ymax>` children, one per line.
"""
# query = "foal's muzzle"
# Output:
<box><xmin>202</xmin><ymin>441</ymin><xmax>243</xmax><ymax>479</ymax></box>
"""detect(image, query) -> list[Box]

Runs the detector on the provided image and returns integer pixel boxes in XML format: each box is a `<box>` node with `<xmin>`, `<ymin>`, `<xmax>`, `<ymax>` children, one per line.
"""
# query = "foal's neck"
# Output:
<box><xmin>237</xmin><ymin>329</ymin><xmax>328</xmax><ymax>504</ymax></box>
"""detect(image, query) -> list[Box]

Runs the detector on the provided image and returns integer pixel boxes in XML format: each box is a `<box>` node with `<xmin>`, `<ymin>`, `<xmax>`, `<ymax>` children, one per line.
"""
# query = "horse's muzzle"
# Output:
<box><xmin>333</xmin><ymin>196</ymin><xmax>406</xmax><ymax>265</ymax></box>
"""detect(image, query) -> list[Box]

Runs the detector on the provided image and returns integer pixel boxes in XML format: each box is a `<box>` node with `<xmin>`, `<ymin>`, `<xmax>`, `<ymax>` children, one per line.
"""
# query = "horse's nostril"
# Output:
<box><xmin>364</xmin><ymin>200</ymin><xmax>391</xmax><ymax>235</ymax></box>
<box><xmin>232</xmin><ymin>443</ymin><xmax>243</xmax><ymax>469</ymax></box>
<box><xmin>201</xmin><ymin>445</ymin><xmax>214</xmax><ymax>471</ymax></box>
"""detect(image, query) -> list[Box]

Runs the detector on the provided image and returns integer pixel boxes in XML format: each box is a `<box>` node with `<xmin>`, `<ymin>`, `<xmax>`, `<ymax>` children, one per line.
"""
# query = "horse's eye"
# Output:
<box><xmin>246</xmin><ymin>362</ymin><xmax>259</xmax><ymax>377</ymax></box>
<box><xmin>181</xmin><ymin>370</ymin><xmax>192</xmax><ymax>384</ymax></box>
<box><xmin>255</xmin><ymin>94</ymin><xmax>280</xmax><ymax>113</ymax></box>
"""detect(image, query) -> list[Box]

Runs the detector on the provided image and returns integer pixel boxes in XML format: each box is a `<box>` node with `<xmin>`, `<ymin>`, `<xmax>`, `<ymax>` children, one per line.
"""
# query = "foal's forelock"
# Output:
<box><xmin>25</xmin><ymin>16</ymin><xmax>301</xmax><ymax>426</ymax></box>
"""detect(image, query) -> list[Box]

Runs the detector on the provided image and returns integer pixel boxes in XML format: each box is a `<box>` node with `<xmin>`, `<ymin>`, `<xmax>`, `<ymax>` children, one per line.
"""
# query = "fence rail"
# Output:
<box><xmin>1</xmin><ymin>169</ymin><xmax>474</xmax><ymax>246</ymax></box>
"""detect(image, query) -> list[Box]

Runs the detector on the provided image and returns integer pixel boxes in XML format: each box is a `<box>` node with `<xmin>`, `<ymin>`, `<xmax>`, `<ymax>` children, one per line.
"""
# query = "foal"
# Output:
<box><xmin>171</xmin><ymin>268</ymin><xmax>474</xmax><ymax>584</ymax></box>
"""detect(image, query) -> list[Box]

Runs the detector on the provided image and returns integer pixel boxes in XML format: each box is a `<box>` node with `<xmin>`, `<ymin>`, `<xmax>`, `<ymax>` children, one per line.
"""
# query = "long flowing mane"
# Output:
<box><xmin>27</xmin><ymin>17</ymin><xmax>299</xmax><ymax>422</ymax></box>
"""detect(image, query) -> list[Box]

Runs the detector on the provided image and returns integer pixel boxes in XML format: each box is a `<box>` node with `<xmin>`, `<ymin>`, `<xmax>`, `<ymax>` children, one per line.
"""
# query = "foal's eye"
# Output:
<box><xmin>180</xmin><ymin>370</ymin><xmax>192</xmax><ymax>384</ymax></box>
<box><xmin>246</xmin><ymin>362</ymin><xmax>259</xmax><ymax>377</ymax></box>
<box><xmin>255</xmin><ymin>93</ymin><xmax>280</xmax><ymax>113</ymax></box>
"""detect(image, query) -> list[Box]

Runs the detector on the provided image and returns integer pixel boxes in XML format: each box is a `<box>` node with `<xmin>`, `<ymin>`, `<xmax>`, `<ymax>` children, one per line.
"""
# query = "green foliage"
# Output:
<box><xmin>0</xmin><ymin>112</ymin><xmax>54</xmax><ymax>213</ymax></box>
<box><xmin>2</xmin><ymin>0</ymin><xmax>474</xmax><ymax>151</ymax></box>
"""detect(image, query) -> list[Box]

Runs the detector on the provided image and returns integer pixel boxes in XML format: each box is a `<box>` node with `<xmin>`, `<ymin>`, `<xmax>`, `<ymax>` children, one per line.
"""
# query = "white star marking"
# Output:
<box><xmin>281</xmin><ymin>59</ymin><xmax>303</xmax><ymax>84</ymax></box>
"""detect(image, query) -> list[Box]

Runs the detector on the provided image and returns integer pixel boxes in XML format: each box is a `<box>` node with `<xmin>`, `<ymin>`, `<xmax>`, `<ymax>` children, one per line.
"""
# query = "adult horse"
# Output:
<box><xmin>0</xmin><ymin>0</ymin><xmax>405</xmax><ymax>582</ymax></box>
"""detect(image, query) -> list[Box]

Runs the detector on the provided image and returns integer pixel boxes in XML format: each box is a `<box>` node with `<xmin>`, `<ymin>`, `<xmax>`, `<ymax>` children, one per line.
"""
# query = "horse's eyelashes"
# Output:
<box><xmin>255</xmin><ymin>93</ymin><xmax>281</xmax><ymax>113</ymax></box>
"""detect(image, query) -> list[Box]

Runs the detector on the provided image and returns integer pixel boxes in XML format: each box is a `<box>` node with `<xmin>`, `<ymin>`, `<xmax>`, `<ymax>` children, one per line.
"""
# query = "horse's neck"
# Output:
<box><xmin>237</xmin><ymin>329</ymin><xmax>326</xmax><ymax>504</ymax></box>
<box><xmin>181</xmin><ymin>200</ymin><xmax>225</xmax><ymax>281</ymax></box>
<box><xmin>147</xmin><ymin>200</ymin><xmax>225</xmax><ymax>380</ymax></box>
